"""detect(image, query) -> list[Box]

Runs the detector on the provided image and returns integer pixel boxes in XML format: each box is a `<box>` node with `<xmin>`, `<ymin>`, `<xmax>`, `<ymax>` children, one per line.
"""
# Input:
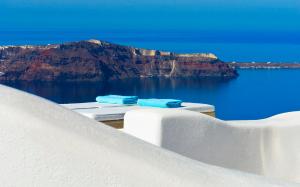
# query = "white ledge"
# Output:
<box><xmin>0</xmin><ymin>85</ymin><xmax>297</xmax><ymax>186</ymax></box>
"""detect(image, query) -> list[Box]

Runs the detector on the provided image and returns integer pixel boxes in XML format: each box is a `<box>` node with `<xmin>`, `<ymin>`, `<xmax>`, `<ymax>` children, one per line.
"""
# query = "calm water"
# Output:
<box><xmin>1</xmin><ymin>30</ymin><xmax>300</xmax><ymax>120</ymax></box>
<box><xmin>3</xmin><ymin>69</ymin><xmax>300</xmax><ymax>120</ymax></box>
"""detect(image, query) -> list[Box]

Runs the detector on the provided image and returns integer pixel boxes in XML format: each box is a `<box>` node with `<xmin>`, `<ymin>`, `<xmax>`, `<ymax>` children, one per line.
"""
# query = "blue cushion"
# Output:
<box><xmin>137</xmin><ymin>99</ymin><xmax>182</xmax><ymax>108</ymax></box>
<box><xmin>96</xmin><ymin>95</ymin><xmax>138</xmax><ymax>104</ymax></box>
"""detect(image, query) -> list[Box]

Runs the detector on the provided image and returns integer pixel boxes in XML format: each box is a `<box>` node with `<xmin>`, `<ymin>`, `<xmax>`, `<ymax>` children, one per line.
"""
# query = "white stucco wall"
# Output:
<box><xmin>124</xmin><ymin>108</ymin><xmax>300</xmax><ymax>183</ymax></box>
<box><xmin>0</xmin><ymin>85</ymin><xmax>298</xmax><ymax>186</ymax></box>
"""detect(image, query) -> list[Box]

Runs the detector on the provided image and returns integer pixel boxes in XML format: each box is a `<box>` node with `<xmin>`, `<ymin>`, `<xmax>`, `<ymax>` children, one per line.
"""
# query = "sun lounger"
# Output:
<box><xmin>61</xmin><ymin>102</ymin><xmax>133</xmax><ymax>110</ymax></box>
<box><xmin>61</xmin><ymin>102</ymin><xmax>215</xmax><ymax>128</ymax></box>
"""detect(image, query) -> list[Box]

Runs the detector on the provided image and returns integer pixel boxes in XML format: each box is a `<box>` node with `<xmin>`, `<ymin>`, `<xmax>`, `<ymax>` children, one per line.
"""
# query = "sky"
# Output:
<box><xmin>0</xmin><ymin>0</ymin><xmax>300</xmax><ymax>31</ymax></box>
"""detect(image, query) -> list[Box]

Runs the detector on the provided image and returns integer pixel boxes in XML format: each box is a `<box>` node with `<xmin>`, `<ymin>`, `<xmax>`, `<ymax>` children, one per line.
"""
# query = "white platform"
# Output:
<box><xmin>61</xmin><ymin>102</ymin><xmax>215</xmax><ymax>121</ymax></box>
<box><xmin>123</xmin><ymin>108</ymin><xmax>300</xmax><ymax>183</ymax></box>
<box><xmin>1</xmin><ymin>85</ymin><xmax>296</xmax><ymax>186</ymax></box>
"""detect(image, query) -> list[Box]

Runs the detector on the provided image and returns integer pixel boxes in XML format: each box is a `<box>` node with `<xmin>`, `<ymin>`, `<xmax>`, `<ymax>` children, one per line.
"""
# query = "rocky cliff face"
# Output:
<box><xmin>0</xmin><ymin>40</ymin><xmax>238</xmax><ymax>82</ymax></box>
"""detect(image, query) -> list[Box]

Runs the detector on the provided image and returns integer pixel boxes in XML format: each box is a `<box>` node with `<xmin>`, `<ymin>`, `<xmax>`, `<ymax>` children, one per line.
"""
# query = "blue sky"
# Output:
<box><xmin>1</xmin><ymin>0</ymin><xmax>300</xmax><ymax>31</ymax></box>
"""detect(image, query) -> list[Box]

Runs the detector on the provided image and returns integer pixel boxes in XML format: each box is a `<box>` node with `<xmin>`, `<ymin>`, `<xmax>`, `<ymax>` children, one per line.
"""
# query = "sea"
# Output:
<box><xmin>1</xmin><ymin>29</ymin><xmax>300</xmax><ymax>120</ymax></box>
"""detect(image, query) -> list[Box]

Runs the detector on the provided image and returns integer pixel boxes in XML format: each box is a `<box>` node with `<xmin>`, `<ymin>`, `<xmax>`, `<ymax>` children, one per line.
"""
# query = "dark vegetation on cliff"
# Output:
<box><xmin>0</xmin><ymin>40</ymin><xmax>238</xmax><ymax>82</ymax></box>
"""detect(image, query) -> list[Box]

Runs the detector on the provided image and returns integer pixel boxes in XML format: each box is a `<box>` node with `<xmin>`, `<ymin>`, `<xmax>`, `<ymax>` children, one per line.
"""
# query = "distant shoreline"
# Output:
<box><xmin>228</xmin><ymin>62</ymin><xmax>300</xmax><ymax>69</ymax></box>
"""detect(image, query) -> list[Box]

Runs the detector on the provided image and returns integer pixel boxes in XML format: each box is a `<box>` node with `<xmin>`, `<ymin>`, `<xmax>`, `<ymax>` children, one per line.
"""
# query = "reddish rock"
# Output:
<box><xmin>0</xmin><ymin>40</ymin><xmax>238</xmax><ymax>82</ymax></box>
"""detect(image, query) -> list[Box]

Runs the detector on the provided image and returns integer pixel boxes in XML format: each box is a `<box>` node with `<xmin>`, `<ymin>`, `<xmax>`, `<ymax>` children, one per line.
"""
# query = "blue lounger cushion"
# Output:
<box><xmin>137</xmin><ymin>99</ymin><xmax>182</xmax><ymax>108</ymax></box>
<box><xmin>96</xmin><ymin>95</ymin><xmax>138</xmax><ymax>104</ymax></box>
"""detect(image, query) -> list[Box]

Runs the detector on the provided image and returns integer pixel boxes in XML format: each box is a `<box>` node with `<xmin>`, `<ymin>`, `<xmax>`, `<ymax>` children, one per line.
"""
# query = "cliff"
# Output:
<box><xmin>0</xmin><ymin>40</ymin><xmax>238</xmax><ymax>82</ymax></box>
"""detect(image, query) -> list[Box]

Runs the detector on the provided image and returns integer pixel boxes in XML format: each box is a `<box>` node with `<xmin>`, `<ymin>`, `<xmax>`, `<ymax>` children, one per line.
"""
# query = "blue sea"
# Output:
<box><xmin>1</xmin><ymin>30</ymin><xmax>300</xmax><ymax>120</ymax></box>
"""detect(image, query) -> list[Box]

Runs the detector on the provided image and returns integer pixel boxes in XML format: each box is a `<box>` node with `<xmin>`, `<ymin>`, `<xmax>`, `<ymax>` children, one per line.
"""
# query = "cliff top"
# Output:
<box><xmin>0</xmin><ymin>39</ymin><xmax>219</xmax><ymax>60</ymax></box>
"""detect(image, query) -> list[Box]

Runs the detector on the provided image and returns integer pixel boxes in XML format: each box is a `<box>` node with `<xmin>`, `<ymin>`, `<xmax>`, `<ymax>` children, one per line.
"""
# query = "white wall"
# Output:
<box><xmin>124</xmin><ymin>108</ymin><xmax>300</xmax><ymax>183</ymax></box>
<box><xmin>0</xmin><ymin>85</ymin><xmax>297</xmax><ymax>187</ymax></box>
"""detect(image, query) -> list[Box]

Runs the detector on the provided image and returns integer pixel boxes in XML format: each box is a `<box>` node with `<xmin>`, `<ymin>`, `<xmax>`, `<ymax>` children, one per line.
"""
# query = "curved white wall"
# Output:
<box><xmin>0</xmin><ymin>85</ymin><xmax>297</xmax><ymax>186</ymax></box>
<box><xmin>124</xmin><ymin>109</ymin><xmax>300</xmax><ymax>183</ymax></box>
